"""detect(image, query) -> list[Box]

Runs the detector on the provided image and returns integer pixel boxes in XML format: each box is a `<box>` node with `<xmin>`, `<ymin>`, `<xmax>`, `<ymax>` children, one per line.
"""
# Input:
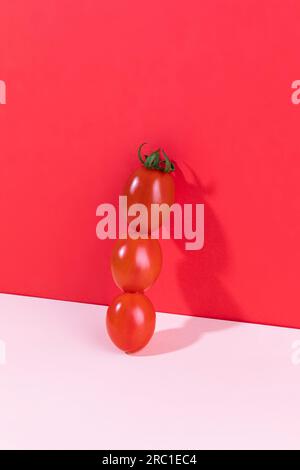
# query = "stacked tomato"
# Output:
<box><xmin>106</xmin><ymin>144</ymin><xmax>175</xmax><ymax>353</ymax></box>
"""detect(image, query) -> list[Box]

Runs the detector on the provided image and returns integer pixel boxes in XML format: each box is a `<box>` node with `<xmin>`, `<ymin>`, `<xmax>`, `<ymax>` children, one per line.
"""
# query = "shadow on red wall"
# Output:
<box><xmin>136</xmin><ymin>162</ymin><xmax>240</xmax><ymax>356</ymax></box>
<box><xmin>175</xmin><ymin>162</ymin><xmax>241</xmax><ymax>321</ymax></box>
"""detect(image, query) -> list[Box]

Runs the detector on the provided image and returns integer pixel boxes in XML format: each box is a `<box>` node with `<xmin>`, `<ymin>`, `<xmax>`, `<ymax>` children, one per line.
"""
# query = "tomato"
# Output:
<box><xmin>111</xmin><ymin>238</ymin><xmax>162</xmax><ymax>292</ymax></box>
<box><xmin>106</xmin><ymin>293</ymin><xmax>156</xmax><ymax>353</ymax></box>
<box><xmin>124</xmin><ymin>144</ymin><xmax>175</xmax><ymax>233</ymax></box>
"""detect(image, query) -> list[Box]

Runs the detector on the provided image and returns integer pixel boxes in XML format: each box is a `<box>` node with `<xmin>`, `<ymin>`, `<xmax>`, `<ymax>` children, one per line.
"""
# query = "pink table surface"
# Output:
<box><xmin>0</xmin><ymin>293</ymin><xmax>300</xmax><ymax>450</ymax></box>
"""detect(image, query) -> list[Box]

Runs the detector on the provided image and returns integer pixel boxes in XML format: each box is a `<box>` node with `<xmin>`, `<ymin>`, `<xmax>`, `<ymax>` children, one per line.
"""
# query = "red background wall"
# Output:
<box><xmin>1</xmin><ymin>0</ymin><xmax>300</xmax><ymax>328</ymax></box>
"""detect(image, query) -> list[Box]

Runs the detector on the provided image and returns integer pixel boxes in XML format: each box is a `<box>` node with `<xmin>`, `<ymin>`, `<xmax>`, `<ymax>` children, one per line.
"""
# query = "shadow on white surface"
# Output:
<box><xmin>134</xmin><ymin>315</ymin><xmax>234</xmax><ymax>356</ymax></box>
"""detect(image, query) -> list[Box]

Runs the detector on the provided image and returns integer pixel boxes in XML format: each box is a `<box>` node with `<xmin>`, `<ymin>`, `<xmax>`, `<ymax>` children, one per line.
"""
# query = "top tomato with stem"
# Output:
<box><xmin>124</xmin><ymin>144</ymin><xmax>175</xmax><ymax>234</ymax></box>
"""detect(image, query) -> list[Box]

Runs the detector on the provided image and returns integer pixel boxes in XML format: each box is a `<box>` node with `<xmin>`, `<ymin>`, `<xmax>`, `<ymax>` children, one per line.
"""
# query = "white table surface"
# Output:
<box><xmin>0</xmin><ymin>293</ymin><xmax>299</xmax><ymax>450</ymax></box>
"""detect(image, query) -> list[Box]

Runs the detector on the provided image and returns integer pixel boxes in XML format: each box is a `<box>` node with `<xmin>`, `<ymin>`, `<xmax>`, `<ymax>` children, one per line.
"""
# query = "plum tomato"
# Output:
<box><xmin>111</xmin><ymin>238</ymin><xmax>162</xmax><ymax>292</ymax></box>
<box><xmin>106</xmin><ymin>292</ymin><xmax>156</xmax><ymax>353</ymax></box>
<box><xmin>123</xmin><ymin>144</ymin><xmax>175</xmax><ymax>234</ymax></box>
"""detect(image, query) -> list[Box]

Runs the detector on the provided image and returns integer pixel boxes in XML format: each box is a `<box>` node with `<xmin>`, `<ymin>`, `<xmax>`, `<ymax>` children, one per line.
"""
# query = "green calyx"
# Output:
<box><xmin>138</xmin><ymin>143</ymin><xmax>175</xmax><ymax>173</ymax></box>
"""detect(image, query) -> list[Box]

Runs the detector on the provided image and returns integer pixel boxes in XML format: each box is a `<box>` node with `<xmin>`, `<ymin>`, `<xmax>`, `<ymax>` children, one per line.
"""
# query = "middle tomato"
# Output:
<box><xmin>111</xmin><ymin>238</ymin><xmax>162</xmax><ymax>293</ymax></box>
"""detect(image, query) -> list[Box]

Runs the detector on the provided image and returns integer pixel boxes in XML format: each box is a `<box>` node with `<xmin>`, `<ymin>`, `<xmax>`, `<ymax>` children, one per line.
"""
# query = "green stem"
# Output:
<box><xmin>138</xmin><ymin>144</ymin><xmax>175</xmax><ymax>173</ymax></box>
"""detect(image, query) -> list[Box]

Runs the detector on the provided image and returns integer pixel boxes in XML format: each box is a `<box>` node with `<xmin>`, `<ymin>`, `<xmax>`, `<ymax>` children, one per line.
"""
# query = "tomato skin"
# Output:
<box><xmin>124</xmin><ymin>167</ymin><xmax>175</xmax><ymax>233</ymax></box>
<box><xmin>111</xmin><ymin>238</ymin><xmax>162</xmax><ymax>293</ymax></box>
<box><xmin>106</xmin><ymin>293</ymin><xmax>156</xmax><ymax>353</ymax></box>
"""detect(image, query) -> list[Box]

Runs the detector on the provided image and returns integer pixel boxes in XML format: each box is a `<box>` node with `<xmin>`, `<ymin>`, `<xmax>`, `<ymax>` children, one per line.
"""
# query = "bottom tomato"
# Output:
<box><xmin>106</xmin><ymin>293</ymin><xmax>156</xmax><ymax>353</ymax></box>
